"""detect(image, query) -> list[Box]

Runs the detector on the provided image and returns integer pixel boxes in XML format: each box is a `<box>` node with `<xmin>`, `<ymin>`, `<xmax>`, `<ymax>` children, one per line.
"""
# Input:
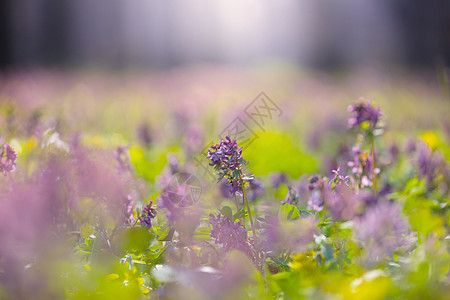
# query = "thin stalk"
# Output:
<box><xmin>240</xmin><ymin>178</ymin><xmax>256</xmax><ymax>238</ymax></box>
<box><xmin>371</xmin><ymin>138</ymin><xmax>378</xmax><ymax>194</ymax></box>
<box><xmin>235</xmin><ymin>194</ymin><xmax>244</xmax><ymax>227</ymax></box>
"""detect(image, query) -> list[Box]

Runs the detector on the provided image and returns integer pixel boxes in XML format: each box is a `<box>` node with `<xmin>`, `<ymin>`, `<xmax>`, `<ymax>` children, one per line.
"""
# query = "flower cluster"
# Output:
<box><xmin>354</xmin><ymin>200</ymin><xmax>409</xmax><ymax>265</ymax></box>
<box><xmin>206</xmin><ymin>136</ymin><xmax>249</xmax><ymax>196</ymax></box>
<box><xmin>0</xmin><ymin>142</ymin><xmax>17</xmax><ymax>175</ymax></box>
<box><xmin>416</xmin><ymin>141</ymin><xmax>445</xmax><ymax>187</ymax></box>
<box><xmin>347</xmin><ymin>146</ymin><xmax>379</xmax><ymax>187</ymax></box>
<box><xmin>157</xmin><ymin>186</ymin><xmax>185</xmax><ymax>225</ymax></box>
<box><xmin>261</xmin><ymin>215</ymin><xmax>317</xmax><ymax>255</ymax></box>
<box><xmin>138</xmin><ymin>201</ymin><xmax>157</xmax><ymax>228</ymax></box>
<box><xmin>209</xmin><ymin>213</ymin><xmax>252</xmax><ymax>256</ymax></box>
<box><xmin>325</xmin><ymin>183</ymin><xmax>362</xmax><ymax>221</ymax></box>
<box><xmin>347</xmin><ymin>99</ymin><xmax>382</xmax><ymax>131</ymax></box>
<box><xmin>246</xmin><ymin>178</ymin><xmax>266</xmax><ymax>202</ymax></box>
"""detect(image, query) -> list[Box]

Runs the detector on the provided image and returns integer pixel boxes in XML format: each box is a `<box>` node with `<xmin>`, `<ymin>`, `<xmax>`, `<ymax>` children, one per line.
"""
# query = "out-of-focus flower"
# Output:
<box><xmin>281</xmin><ymin>186</ymin><xmax>298</xmax><ymax>206</ymax></box>
<box><xmin>354</xmin><ymin>200</ymin><xmax>409</xmax><ymax>265</ymax></box>
<box><xmin>182</xmin><ymin>125</ymin><xmax>204</xmax><ymax>158</ymax></box>
<box><xmin>138</xmin><ymin>201</ymin><xmax>157</xmax><ymax>228</ymax></box>
<box><xmin>347</xmin><ymin>146</ymin><xmax>379</xmax><ymax>188</ymax></box>
<box><xmin>157</xmin><ymin>186</ymin><xmax>185</xmax><ymax>225</ymax></box>
<box><xmin>416</xmin><ymin>141</ymin><xmax>445</xmax><ymax>187</ymax></box>
<box><xmin>0</xmin><ymin>141</ymin><xmax>17</xmax><ymax>175</ymax></box>
<box><xmin>260</xmin><ymin>215</ymin><xmax>317</xmax><ymax>255</ymax></box>
<box><xmin>270</xmin><ymin>172</ymin><xmax>288</xmax><ymax>189</ymax></box>
<box><xmin>123</xmin><ymin>194</ymin><xmax>136</xmax><ymax>225</ymax></box>
<box><xmin>114</xmin><ymin>146</ymin><xmax>131</xmax><ymax>172</ymax></box>
<box><xmin>347</xmin><ymin>99</ymin><xmax>382</xmax><ymax>131</ymax></box>
<box><xmin>137</xmin><ymin>122</ymin><xmax>152</xmax><ymax>147</ymax></box>
<box><xmin>246</xmin><ymin>178</ymin><xmax>266</xmax><ymax>202</ymax></box>
<box><xmin>206</xmin><ymin>136</ymin><xmax>249</xmax><ymax>197</ymax></box>
<box><xmin>325</xmin><ymin>183</ymin><xmax>362</xmax><ymax>221</ymax></box>
<box><xmin>167</xmin><ymin>153</ymin><xmax>180</xmax><ymax>175</ymax></box>
<box><xmin>209</xmin><ymin>213</ymin><xmax>253</xmax><ymax>257</ymax></box>
<box><xmin>307</xmin><ymin>175</ymin><xmax>327</xmax><ymax>211</ymax></box>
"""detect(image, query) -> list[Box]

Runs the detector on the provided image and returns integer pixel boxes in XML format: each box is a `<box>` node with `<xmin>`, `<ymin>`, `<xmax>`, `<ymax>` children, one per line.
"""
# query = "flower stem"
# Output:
<box><xmin>370</xmin><ymin>138</ymin><xmax>378</xmax><ymax>194</ymax></box>
<box><xmin>234</xmin><ymin>194</ymin><xmax>244</xmax><ymax>227</ymax></box>
<box><xmin>240</xmin><ymin>178</ymin><xmax>256</xmax><ymax>238</ymax></box>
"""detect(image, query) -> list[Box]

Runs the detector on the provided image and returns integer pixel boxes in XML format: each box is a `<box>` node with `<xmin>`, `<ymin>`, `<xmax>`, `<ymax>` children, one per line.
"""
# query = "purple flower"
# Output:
<box><xmin>260</xmin><ymin>215</ymin><xmax>317</xmax><ymax>255</ymax></box>
<box><xmin>209</xmin><ymin>213</ymin><xmax>252</xmax><ymax>257</ymax></box>
<box><xmin>0</xmin><ymin>142</ymin><xmax>17</xmax><ymax>175</ymax></box>
<box><xmin>347</xmin><ymin>99</ymin><xmax>382</xmax><ymax>131</ymax></box>
<box><xmin>354</xmin><ymin>200</ymin><xmax>409</xmax><ymax>265</ymax></box>
<box><xmin>157</xmin><ymin>186</ymin><xmax>186</xmax><ymax>225</ymax></box>
<box><xmin>270</xmin><ymin>172</ymin><xmax>288</xmax><ymax>189</ymax></box>
<box><xmin>325</xmin><ymin>183</ymin><xmax>362</xmax><ymax>221</ymax></box>
<box><xmin>347</xmin><ymin>146</ymin><xmax>379</xmax><ymax>188</ymax></box>
<box><xmin>281</xmin><ymin>186</ymin><xmax>298</xmax><ymax>206</ymax></box>
<box><xmin>329</xmin><ymin>167</ymin><xmax>349</xmax><ymax>186</ymax></box>
<box><xmin>307</xmin><ymin>175</ymin><xmax>326</xmax><ymax>211</ymax></box>
<box><xmin>416</xmin><ymin>141</ymin><xmax>444</xmax><ymax>187</ymax></box>
<box><xmin>206</xmin><ymin>136</ymin><xmax>249</xmax><ymax>197</ymax></box>
<box><xmin>137</xmin><ymin>122</ymin><xmax>152</xmax><ymax>147</ymax></box>
<box><xmin>138</xmin><ymin>201</ymin><xmax>157</xmax><ymax>228</ymax></box>
<box><xmin>246</xmin><ymin>178</ymin><xmax>266</xmax><ymax>202</ymax></box>
<box><xmin>114</xmin><ymin>146</ymin><xmax>131</xmax><ymax>172</ymax></box>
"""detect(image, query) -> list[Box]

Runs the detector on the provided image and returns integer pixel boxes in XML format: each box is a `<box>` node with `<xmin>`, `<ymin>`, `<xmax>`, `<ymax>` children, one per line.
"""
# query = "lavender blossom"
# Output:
<box><xmin>138</xmin><ymin>201</ymin><xmax>157</xmax><ymax>228</ymax></box>
<box><xmin>354</xmin><ymin>200</ymin><xmax>409</xmax><ymax>265</ymax></box>
<box><xmin>347</xmin><ymin>99</ymin><xmax>382</xmax><ymax>131</ymax></box>
<box><xmin>0</xmin><ymin>142</ymin><xmax>17</xmax><ymax>175</ymax></box>
<box><xmin>209</xmin><ymin>213</ymin><xmax>252</xmax><ymax>257</ymax></box>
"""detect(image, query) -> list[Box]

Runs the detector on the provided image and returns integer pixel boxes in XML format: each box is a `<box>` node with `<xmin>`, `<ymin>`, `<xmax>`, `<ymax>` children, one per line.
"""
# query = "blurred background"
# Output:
<box><xmin>0</xmin><ymin>0</ymin><xmax>449</xmax><ymax>70</ymax></box>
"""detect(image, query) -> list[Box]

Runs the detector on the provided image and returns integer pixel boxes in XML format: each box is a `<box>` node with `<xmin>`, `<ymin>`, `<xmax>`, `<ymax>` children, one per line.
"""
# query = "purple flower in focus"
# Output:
<box><xmin>0</xmin><ymin>142</ymin><xmax>17</xmax><ymax>175</ymax></box>
<box><xmin>138</xmin><ymin>201</ymin><xmax>157</xmax><ymax>228</ymax></box>
<box><xmin>206</xmin><ymin>136</ymin><xmax>249</xmax><ymax>197</ymax></box>
<box><xmin>329</xmin><ymin>167</ymin><xmax>349</xmax><ymax>186</ymax></box>
<box><xmin>354</xmin><ymin>200</ymin><xmax>409</xmax><ymax>265</ymax></box>
<box><xmin>209</xmin><ymin>213</ymin><xmax>252</xmax><ymax>257</ymax></box>
<box><xmin>347</xmin><ymin>99</ymin><xmax>382</xmax><ymax>131</ymax></box>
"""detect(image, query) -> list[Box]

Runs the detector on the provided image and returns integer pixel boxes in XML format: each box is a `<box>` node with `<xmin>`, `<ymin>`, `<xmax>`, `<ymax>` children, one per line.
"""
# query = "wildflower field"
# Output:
<box><xmin>0</xmin><ymin>67</ymin><xmax>449</xmax><ymax>299</ymax></box>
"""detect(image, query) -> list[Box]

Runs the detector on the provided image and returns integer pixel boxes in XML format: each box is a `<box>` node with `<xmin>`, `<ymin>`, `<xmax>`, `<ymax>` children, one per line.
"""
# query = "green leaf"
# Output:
<box><xmin>233</xmin><ymin>209</ymin><xmax>247</xmax><ymax>222</ymax></box>
<box><xmin>279</xmin><ymin>203</ymin><xmax>300</xmax><ymax>221</ymax></box>
<box><xmin>220</xmin><ymin>206</ymin><xmax>233</xmax><ymax>221</ymax></box>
